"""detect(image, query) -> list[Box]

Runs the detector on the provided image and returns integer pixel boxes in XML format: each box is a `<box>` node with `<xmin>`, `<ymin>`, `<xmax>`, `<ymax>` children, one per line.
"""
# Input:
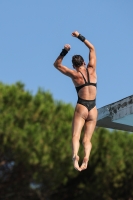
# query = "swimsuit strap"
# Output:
<box><xmin>86</xmin><ymin>68</ymin><xmax>90</xmax><ymax>83</ymax></box>
<box><xmin>79</xmin><ymin>71</ymin><xmax>87</xmax><ymax>83</ymax></box>
<box><xmin>76</xmin><ymin>68</ymin><xmax>97</xmax><ymax>93</ymax></box>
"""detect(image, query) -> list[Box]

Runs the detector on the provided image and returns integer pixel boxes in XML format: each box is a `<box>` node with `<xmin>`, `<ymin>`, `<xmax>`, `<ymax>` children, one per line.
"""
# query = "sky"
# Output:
<box><xmin>0</xmin><ymin>0</ymin><xmax>133</xmax><ymax>109</ymax></box>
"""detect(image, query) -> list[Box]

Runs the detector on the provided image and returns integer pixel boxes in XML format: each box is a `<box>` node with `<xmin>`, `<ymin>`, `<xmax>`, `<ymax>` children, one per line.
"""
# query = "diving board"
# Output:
<box><xmin>96</xmin><ymin>95</ymin><xmax>133</xmax><ymax>132</ymax></box>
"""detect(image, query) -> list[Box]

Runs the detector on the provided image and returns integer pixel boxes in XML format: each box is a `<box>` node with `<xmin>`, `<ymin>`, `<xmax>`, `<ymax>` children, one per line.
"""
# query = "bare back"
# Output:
<box><xmin>72</xmin><ymin>66</ymin><xmax>97</xmax><ymax>101</ymax></box>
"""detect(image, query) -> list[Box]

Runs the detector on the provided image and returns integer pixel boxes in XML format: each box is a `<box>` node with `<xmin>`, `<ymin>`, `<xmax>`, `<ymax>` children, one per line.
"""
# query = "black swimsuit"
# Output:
<box><xmin>75</xmin><ymin>69</ymin><xmax>97</xmax><ymax>111</ymax></box>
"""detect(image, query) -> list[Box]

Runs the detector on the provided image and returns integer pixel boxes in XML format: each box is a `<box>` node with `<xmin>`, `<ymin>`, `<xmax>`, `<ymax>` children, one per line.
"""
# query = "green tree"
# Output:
<box><xmin>0</xmin><ymin>82</ymin><xmax>74</xmax><ymax>199</ymax></box>
<box><xmin>0</xmin><ymin>82</ymin><xmax>133</xmax><ymax>200</ymax></box>
<box><xmin>53</xmin><ymin>128</ymin><xmax>133</xmax><ymax>200</ymax></box>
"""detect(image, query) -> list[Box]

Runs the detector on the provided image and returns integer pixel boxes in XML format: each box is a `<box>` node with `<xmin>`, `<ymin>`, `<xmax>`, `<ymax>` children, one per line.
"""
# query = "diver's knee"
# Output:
<box><xmin>82</xmin><ymin>139</ymin><xmax>92</xmax><ymax>148</ymax></box>
<box><xmin>72</xmin><ymin>133</ymin><xmax>80</xmax><ymax>141</ymax></box>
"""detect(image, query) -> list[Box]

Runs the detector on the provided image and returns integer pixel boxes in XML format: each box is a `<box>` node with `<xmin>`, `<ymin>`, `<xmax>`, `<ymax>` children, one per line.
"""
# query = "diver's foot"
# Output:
<box><xmin>72</xmin><ymin>155</ymin><xmax>81</xmax><ymax>171</ymax></box>
<box><xmin>80</xmin><ymin>157</ymin><xmax>88</xmax><ymax>171</ymax></box>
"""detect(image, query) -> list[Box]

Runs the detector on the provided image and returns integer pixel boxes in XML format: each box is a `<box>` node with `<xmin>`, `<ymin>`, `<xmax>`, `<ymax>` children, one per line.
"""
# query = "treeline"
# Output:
<box><xmin>0</xmin><ymin>82</ymin><xmax>133</xmax><ymax>200</ymax></box>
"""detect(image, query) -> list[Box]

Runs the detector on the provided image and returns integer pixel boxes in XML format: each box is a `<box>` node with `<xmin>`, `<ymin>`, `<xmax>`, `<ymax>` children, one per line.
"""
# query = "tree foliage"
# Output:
<box><xmin>0</xmin><ymin>82</ymin><xmax>133</xmax><ymax>200</ymax></box>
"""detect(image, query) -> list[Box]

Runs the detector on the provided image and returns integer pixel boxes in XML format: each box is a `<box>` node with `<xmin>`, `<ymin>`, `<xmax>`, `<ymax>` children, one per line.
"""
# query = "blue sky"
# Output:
<box><xmin>0</xmin><ymin>0</ymin><xmax>133</xmax><ymax>109</ymax></box>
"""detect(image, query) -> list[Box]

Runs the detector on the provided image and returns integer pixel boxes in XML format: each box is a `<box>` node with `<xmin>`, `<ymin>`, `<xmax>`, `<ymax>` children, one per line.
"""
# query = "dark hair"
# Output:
<box><xmin>72</xmin><ymin>55</ymin><xmax>84</xmax><ymax>67</ymax></box>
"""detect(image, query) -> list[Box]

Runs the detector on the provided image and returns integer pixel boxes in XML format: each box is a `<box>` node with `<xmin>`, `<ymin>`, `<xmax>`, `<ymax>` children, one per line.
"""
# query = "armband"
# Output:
<box><xmin>78</xmin><ymin>34</ymin><xmax>85</xmax><ymax>42</ymax></box>
<box><xmin>60</xmin><ymin>49</ymin><xmax>68</xmax><ymax>57</ymax></box>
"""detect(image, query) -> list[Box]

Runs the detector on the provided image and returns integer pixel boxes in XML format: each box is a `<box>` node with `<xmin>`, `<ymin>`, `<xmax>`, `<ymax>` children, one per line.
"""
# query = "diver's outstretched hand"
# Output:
<box><xmin>64</xmin><ymin>44</ymin><xmax>71</xmax><ymax>51</ymax></box>
<box><xmin>71</xmin><ymin>31</ymin><xmax>79</xmax><ymax>37</ymax></box>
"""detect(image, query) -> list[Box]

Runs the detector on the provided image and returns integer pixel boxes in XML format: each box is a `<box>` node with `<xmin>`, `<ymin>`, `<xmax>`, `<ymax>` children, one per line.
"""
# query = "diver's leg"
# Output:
<box><xmin>72</xmin><ymin>104</ymin><xmax>88</xmax><ymax>171</ymax></box>
<box><xmin>81</xmin><ymin>106</ymin><xmax>97</xmax><ymax>170</ymax></box>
